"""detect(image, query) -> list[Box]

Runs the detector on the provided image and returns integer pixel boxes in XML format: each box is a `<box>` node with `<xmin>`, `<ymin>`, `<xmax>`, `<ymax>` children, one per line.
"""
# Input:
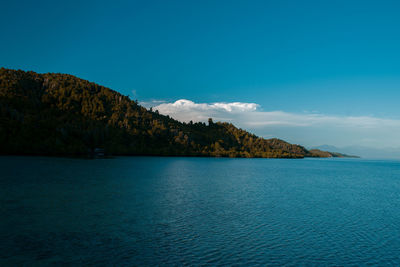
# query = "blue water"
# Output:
<box><xmin>1</xmin><ymin>156</ymin><xmax>400</xmax><ymax>265</ymax></box>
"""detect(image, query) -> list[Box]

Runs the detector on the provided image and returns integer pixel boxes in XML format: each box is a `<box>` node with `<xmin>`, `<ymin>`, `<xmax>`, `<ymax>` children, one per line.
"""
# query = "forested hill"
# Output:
<box><xmin>0</xmin><ymin>68</ymin><xmax>316</xmax><ymax>158</ymax></box>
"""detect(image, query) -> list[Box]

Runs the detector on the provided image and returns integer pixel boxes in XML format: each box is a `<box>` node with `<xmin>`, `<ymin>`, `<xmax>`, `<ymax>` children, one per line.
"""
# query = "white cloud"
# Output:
<box><xmin>152</xmin><ymin>99</ymin><xmax>400</xmax><ymax>150</ymax></box>
<box><xmin>153</xmin><ymin>99</ymin><xmax>259</xmax><ymax>122</ymax></box>
<box><xmin>153</xmin><ymin>99</ymin><xmax>400</xmax><ymax>128</ymax></box>
<box><xmin>155</xmin><ymin>99</ymin><xmax>258</xmax><ymax>113</ymax></box>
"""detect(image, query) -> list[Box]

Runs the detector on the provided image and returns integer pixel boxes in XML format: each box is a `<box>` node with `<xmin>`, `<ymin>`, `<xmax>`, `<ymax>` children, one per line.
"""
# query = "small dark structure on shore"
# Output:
<box><xmin>88</xmin><ymin>148</ymin><xmax>106</xmax><ymax>158</ymax></box>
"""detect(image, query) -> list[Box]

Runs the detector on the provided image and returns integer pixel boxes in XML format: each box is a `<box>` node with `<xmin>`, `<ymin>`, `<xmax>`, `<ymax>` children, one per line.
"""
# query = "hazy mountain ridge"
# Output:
<box><xmin>308</xmin><ymin>149</ymin><xmax>359</xmax><ymax>158</ymax></box>
<box><xmin>0</xmin><ymin>68</ymin><xmax>331</xmax><ymax>158</ymax></box>
<box><xmin>312</xmin><ymin>145</ymin><xmax>400</xmax><ymax>159</ymax></box>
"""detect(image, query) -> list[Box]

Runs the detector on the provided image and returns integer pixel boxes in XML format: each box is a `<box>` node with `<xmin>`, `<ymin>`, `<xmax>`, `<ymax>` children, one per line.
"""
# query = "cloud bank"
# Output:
<box><xmin>146</xmin><ymin>99</ymin><xmax>400</xmax><ymax>150</ymax></box>
<box><xmin>152</xmin><ymin>99</ymin><xmax>258</xmax><ymax>122</ymax></box>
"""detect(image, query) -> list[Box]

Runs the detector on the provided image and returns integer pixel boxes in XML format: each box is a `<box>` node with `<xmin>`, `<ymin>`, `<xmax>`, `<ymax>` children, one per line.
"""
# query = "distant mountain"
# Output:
<box><xmin>312</xmin><ymin>145</ymin><xmax>400</xmax><ymax>159</ymax></box>
<box><xmin>308</xmin><ymin>149</ymin><xmax>359</xmax><ymax>158</ymax></box>
<box><xmin>312</xmin><ymin>145</ymin><xmax>342</xmax><ymax>152</ymax></box>
<box><xmin>0</xmin><ymin>68</ymin><xmax>330</xmax><ymax>158</ymax></box>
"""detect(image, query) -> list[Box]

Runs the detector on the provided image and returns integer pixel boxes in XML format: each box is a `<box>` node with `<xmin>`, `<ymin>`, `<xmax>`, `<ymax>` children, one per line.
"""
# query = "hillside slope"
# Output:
<box><xmin>0</xmin><ymin>68</ymin><xmax>315</xmax><ymax>158</ymax></box>
<box><xmin>308</xmin><ymin>149</ymin><xmax>359</xmax><ymax>158</ymax></box>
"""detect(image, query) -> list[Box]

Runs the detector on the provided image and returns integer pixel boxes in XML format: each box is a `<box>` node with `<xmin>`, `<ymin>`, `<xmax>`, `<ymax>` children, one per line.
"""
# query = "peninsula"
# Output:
<box><xmin>0</xmin><ymin>68</ymin><xmax>350</xmax><ymax>158</ymax></box>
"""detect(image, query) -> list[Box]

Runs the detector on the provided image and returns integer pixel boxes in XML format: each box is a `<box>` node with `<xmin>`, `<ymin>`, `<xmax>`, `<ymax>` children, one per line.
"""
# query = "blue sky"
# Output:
<box><xmin>2</xmin><ymin>0</ymin><xmax>400</xmax><ymax>152</ymax></box>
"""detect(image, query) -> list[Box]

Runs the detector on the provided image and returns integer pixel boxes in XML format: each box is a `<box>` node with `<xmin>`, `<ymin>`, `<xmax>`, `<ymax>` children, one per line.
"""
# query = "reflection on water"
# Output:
<box><xmin>1</xmin><ymin>156</ymin><xmax>400</xmax><ymax>265</ymax></box>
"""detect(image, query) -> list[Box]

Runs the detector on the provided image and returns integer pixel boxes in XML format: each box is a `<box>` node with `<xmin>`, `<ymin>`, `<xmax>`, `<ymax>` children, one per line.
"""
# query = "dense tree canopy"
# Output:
<box><xmin>0</xmin><ymin>68</ymin><xmax>321</xmax><ymax>158</ymax></box>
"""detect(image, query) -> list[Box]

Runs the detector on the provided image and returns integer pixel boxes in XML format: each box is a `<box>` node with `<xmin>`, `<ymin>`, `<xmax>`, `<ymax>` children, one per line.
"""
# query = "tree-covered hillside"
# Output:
<box><xmin>0</xmin><ymin>68</ymin><xmax>315</xmax><ymax>158</ymax></box>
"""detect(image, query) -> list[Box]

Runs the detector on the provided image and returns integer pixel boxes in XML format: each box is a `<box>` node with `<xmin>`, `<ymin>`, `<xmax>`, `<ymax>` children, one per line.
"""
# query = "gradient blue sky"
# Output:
<box><xmin>2</xmin><ymin>0</ymin><xmax>400</xmax><ymax>151</ymax></box>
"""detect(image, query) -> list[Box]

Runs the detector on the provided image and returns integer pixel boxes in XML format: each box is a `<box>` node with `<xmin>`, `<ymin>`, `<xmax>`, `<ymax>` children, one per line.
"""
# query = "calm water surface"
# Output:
<box><xmin>1</xmin><ymin>156</ymin><xmax>400</xmax><ymax>265</ymax></box>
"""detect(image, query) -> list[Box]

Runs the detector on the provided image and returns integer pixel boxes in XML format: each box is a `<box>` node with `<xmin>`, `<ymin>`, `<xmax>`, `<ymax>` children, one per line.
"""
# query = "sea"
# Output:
<box><xmin>1</xmin><ymin>156</ymin><xmax>400</xmax><ymax>266</ymax></box>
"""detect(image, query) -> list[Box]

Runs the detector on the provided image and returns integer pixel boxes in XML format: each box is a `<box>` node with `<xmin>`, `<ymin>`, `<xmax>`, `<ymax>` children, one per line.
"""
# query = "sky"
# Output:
<box><xmin>2</xmin><ymin>0</ymin><xmax>400</xmax><ymax>151</ymax></box>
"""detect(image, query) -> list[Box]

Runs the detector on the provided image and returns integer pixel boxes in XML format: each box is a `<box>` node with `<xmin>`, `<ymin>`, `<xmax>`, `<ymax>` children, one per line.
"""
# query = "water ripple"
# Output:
<box><xmin>2</xmin><ymin>157</ymin><xmax>400</xmax><ymax>265</ymax></box>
